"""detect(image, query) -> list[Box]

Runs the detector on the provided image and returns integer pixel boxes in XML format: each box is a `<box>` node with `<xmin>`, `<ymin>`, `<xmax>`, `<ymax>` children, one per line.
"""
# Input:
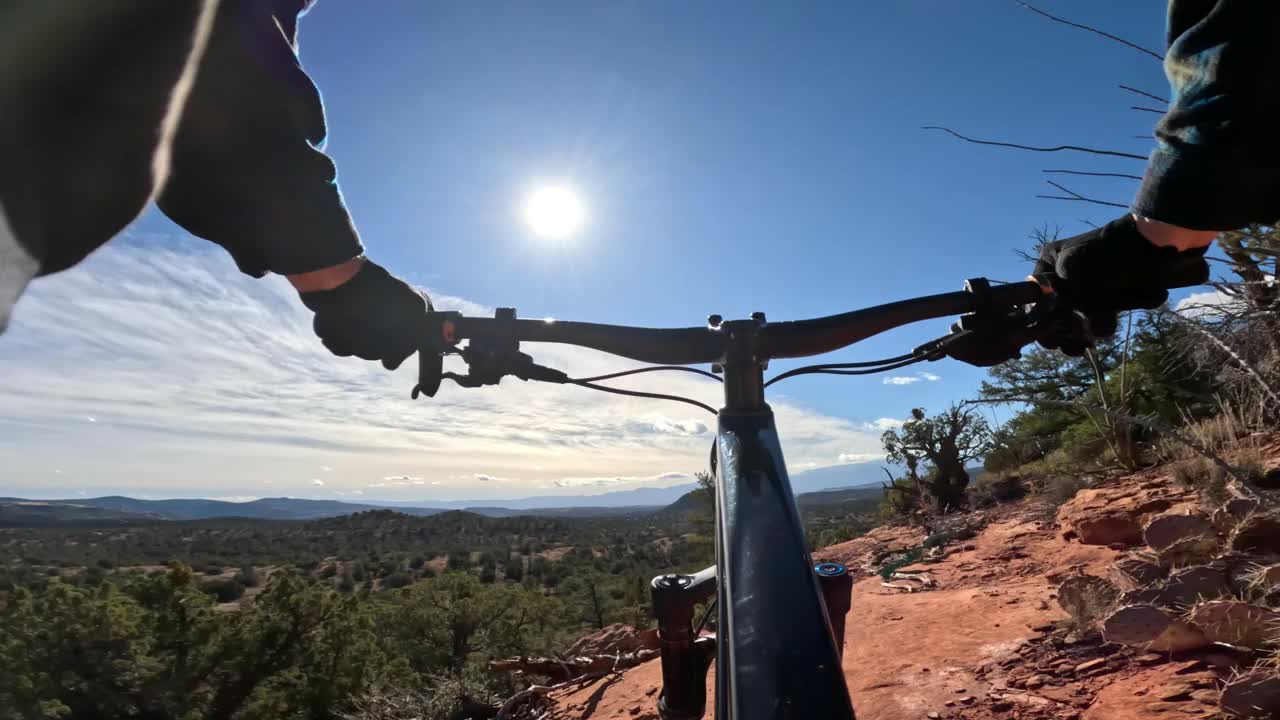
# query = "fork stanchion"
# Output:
<box><xmin>651</xmin><ymin>568</ymin><xmax>717</xmax><ymax>720</ymax></box>
<box><xmin>815</xmin><ymin>562</ymin><xmax>853</xmax><ymax>659</ymax></box>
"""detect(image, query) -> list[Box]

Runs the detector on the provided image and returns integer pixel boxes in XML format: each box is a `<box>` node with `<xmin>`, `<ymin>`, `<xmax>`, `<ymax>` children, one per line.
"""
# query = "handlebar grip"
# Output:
<box><xmin>985</xmin><ymin>281</ymin><xmax>1044</xmax><ymax>308</ymax></box>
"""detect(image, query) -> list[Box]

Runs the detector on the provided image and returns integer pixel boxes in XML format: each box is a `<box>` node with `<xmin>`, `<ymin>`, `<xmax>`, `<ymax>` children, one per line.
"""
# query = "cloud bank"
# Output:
<box><xmin>0</xmin><ymin>236</ymin><xmax>890</xmax><ymax>499</ymax></box>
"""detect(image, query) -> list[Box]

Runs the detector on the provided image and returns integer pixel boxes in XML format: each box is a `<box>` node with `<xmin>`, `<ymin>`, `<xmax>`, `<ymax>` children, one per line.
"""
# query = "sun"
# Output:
<box><xmin>522</xmin><ymin>184</ymin><xmax>585</xmax><ymax>240</ymax></box>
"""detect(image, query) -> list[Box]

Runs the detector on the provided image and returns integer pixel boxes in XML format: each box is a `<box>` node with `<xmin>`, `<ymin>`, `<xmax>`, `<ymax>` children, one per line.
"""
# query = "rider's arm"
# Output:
<box><xmin>1131</xmin><ymin>1</ymin><xmax>1280</xmax><ymax>234</ymax></box>
<box><xmin>155</xmin><ymin>0</ymin><xmax>365</xmax><ymax>280</ymax></box>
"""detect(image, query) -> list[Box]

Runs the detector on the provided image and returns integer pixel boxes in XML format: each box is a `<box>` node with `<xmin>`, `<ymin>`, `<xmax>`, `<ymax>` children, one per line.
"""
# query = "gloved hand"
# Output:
<box><xmin>299</xmin><ymin>260</ymin><xmax>429</xmax><ymax>370</ymax></box>
<box><xmin>1032</xmin><ymin>215</ymin><xmax>1208</xmax><ymax>356</ymax></box>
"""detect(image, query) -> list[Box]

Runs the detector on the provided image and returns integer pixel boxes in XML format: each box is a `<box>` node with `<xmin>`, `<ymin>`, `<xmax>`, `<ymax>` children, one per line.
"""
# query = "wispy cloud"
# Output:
<box><xmin>883</xmin><ymin>371</ymin><xmax>941</xmax><ymax>386</ymax></box>
<box><xmin>863</xmin><ymin>417</ymin><xmax>904</xmax><ymax>431</ymax></box>
<box><xmin>0</xmin><ymin>236</ymin><xmax>891</xmax><ymax>499</ymax></box>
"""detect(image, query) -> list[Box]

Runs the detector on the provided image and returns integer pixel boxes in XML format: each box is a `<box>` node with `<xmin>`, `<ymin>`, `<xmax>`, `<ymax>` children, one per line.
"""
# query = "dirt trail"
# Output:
<box><xmin>553</xmin><ymin>504</ymin><xmax>1224</xmax><ymax>720</ymax></box>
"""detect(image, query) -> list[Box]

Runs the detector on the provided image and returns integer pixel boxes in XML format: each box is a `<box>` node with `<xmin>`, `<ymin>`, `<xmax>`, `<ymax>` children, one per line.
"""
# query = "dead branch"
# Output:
<box><xmin>1035</xmin><ymin>180</ymin><xmax>1129</xmax><ymax>209</ymax></box>
<box><xmin>1130</xmin><ymin>106</ymin><xmax>1165</xmax><ymax>115</ymax></box>
<box><xmin>1042</xmin><ymin>169</ymin><xmax>1143</xmax><ymax>181</ymax></box>
<box><xmin>488</xmin><ymin>650</ymin><xmax>657</xmax><ymax>683</ymax></box>
<box><xmin>1015</xmin><ymin>1</ymin><xmax>1163</xmax><ymax>60</ymax></box>
<box><xmin>1118</xmin><ymin>84</ymin><xmax>1169</xmax><ymax>105</ymax></box>
<box><xmin>923</xmin><ymin>126</ymin><xmax>1146</xmax><ymax>160</ymax></box>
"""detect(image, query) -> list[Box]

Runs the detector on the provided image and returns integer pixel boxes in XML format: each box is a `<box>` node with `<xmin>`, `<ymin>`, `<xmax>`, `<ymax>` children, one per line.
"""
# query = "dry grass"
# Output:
<box><xmin>1170</xmin><ymin>456</ymin><xmax>1231</xmax><ymax>506</ymax></box>
<box><xmin>1158</xmin><ymin>398</ymin><xmax>1260</xmax><ymax>463</ymax></box>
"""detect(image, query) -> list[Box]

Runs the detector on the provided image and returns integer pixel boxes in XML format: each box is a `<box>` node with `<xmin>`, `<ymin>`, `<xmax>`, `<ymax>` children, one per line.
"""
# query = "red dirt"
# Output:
<box><xmin>551</xmin><ymin>471</ymin><xmax>1238</xmax><ymax>720</ymax></box>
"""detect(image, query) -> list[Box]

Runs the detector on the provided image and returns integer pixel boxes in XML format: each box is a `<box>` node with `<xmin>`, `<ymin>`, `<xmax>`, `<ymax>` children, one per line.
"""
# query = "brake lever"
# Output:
<box><xmin>912</xmin><ymin>278</ymin><xmax>1058</xmax><ymax>367</ymax></box>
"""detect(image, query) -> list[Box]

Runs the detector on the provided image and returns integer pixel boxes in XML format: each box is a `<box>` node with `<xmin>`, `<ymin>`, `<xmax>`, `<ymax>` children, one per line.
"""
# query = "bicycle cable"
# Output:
<box><xmin>572</xmin><ymin>365</ymin><xmax>723</xmax><ymax>383</ymax></box>
<box><xmin>763</xmin><ymin>353</ymin><xmax>927</xmax><ymax>388</ymax></box>
<box><xmin>568</xmin><ymin>380</ymin><xmax>719</xmax><ymax>415</ymax></box>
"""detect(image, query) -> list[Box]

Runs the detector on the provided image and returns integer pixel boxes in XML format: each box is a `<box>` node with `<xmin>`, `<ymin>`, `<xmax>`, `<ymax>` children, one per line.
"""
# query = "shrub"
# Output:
<box><xmin>381</xmin><ymin>573</ymin><xmax>413</xmax><ymax>590</ymax></box>
<box><xmin>1041</xmin><ymin>475</ymin><xmax>1088</xmax><ymax>510</ymax></box>
<box><xmin>236</xmin><ymin>565</ymin><xmax>260</xmax><ymax>587</ymax></box>
<box><xmin>968</xmin><ymin>474</ymin><xmax>1027</xmax><ymax>508</ymax></box>
<box><xmin>202</xmin><ymin>578</ymin><xmax>246</xmax><ymax>603</ymax></box>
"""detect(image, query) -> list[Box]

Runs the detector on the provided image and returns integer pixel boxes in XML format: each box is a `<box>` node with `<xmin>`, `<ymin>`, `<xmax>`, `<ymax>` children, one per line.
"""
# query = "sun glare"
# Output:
<box><xmin>523</xmin><ymin>184</ymin><xmax>585</xmax><ymax>240</ymax></box>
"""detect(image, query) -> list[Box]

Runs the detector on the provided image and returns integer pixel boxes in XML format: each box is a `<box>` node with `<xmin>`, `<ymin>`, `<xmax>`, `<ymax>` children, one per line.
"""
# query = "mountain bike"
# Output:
<box><xmin>411</xmin><ymin>278</ymin><xmax>1059</xmax><ymax>720</ymax></box>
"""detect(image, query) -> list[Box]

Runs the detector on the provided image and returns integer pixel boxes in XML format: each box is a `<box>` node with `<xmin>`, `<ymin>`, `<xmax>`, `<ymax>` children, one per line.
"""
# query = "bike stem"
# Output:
<box><xmin>713</xmin><ymin>314</ymin><xmax>767</xmax><ymax>411</ymax></box>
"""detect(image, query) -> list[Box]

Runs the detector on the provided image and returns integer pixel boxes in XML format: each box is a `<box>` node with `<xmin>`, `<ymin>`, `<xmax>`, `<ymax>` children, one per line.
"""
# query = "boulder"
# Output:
<box><xmin>564</xmin><ymin>623</ymin><xmax>659</xmax><ymax>656</ymax></box>
<box><xmin>1186</xmin><ymin>600</ymin><xmax>1280</xmax><ymax>649</ymax></box>
<box><xmin>1073</xmin><ymin>512</ymin><xmax>1144</xmax><ymax>546</ymax></box>
<box><xmin>1102</xmin><ymin>604</ymin><xmax>1209</xmax><ymax>652</ymax></box>
<box><xmin>1155</xmin><ymin>535</ymin><xmax>1221</xmax><ymax>569</ymax></box>
<box><xmin>1143</xmin><ymin>513</ymin><xmax>1216</xmax><ymax>551</ymax></box>
<box><xmin>1057</xmin><ymin>483</ymin><xmax>1197</xmax><ymax>546</ymax></box>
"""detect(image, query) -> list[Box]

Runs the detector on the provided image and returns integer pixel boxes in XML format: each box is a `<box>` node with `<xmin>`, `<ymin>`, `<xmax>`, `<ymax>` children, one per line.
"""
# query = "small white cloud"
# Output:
<box><xmin>430</xmin><ymin>481</ymin><xmax>442</xmax><ymax>486</ymax></box>
<box><xmin>350</xmin><ymin>490</ymin><xmax>363</xmax><ymax>495</ymax></box>
<box><xmin>75</xmin><ymin>489</ymin><xmax>86</xmax><ymax>496</ymax></box>
<box><xmin>209</xmin><ymin>495</ymin><xmax>258</xmax><ymax>503</ymax></box>
<box><xmin>320</xmin><ymin>465</ymin><xmax>333</xmax><ymax>472</ymax></box>
<box><xmin>311</xmin><ymin>478</ymin><xmax>325</xmax><ymax>486</ymax></box>
<box><xmin>411</xmin><ymin>480</ymin><xmax>426</xmax><ymax>485</ymax></box>
<box><xmin>85</xmin><ymin>416</ymin><xmax>97</xmax><ymax>423</ymax></box>
<box><xmin>918</xmin><ymin>371</ymin><xmax>941</xmax><ymax>382</ymax></box>
<box><xmin>864</xmin><ymin>417</ymin><xmax>904</xmax><ymax>431</ymax></box>
<box><xmin>883</xmin><ymin>376</ymin><xmax>920</xmax><ymax>386</ymax></box>
<box><xmin>837</xmin><ymin>452</ymin><xmax>880</xmax><ymax>463</ymax></box>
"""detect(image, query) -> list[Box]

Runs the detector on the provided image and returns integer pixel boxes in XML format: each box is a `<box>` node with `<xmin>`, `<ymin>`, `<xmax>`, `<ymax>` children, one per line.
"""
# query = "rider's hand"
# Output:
<box><xmin>298</xmin><ymin>259</ymin><xmax>429</xmax><ymax>370</ymax></box>
<box><xmin>1031</xmin><ymin>214</ymin><xmax>1209</xmax><ymax>355</ymax></box>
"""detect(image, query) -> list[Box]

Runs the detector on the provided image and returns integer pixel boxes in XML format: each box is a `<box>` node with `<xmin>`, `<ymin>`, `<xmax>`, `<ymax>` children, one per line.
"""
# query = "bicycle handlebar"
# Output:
<box><xmin>440</xmin><ymin>280</ymin><xmax>1043</xmax><ymax>366</ymax></box>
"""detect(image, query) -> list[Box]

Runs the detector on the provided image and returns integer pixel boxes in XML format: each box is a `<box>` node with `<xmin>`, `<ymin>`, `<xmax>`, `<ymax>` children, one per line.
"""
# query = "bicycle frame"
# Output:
<box><xmin>430</xmin><ymin>279</ymin><xmax>1047</xmax><ymax>720</ymax></box>
<box><xmin>706</xmin><ymin>318</ymin><xmax>856</xmax><ymax>720</ymax></box>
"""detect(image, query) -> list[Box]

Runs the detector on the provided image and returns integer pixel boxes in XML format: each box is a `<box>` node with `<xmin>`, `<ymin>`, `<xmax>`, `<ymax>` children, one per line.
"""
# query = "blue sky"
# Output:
<box><xmin>2</xmin><ymin>1</ymin><xmax>1187</xmax><ymax>501</ymax></box>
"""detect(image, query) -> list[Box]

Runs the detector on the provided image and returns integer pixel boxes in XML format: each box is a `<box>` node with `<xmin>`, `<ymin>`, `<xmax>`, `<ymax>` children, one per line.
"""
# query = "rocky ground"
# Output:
<box><xmin>542</xmin><ymin>434</ymin><xmax>1280</xmax><ymax>720</ymax></box>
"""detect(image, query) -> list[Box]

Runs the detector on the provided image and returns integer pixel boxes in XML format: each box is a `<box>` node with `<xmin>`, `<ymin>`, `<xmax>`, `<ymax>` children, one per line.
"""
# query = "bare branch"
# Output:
<box><xmin>1042</xmin><ymin>169</ymin><xmax>1143</xmax><ymax>180</ymax></box>
<box><xmin>1118</xmin><ymin>84</ymin><xmax>1169</xmax><ymax>104</ymax></box>
<box><xmin>922</xmin><ymin>126</ymin><xmax>1147</xmax><ymax>160</ymax></box>
<box><xmin>1130</xmin><ymin>106</ymin><xmax>1165</xmax><ymax>115</ymax></box>
<box><xmin>1015</xmin><ymin>1</ymin><xmax>1163</xmax><ymax>60</ymax></box>
<box><xmin>1079</xmin><ymin>218</ymin><xmax>1100</xmax><ymax>229</ymax></box>
<box><xmin>1036</xmin><ymin>180</ymin><xmax>1129</xmax><ymax>209</ymax></box>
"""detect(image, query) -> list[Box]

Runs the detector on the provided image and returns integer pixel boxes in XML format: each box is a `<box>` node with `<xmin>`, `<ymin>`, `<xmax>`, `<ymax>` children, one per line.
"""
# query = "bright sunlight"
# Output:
<box><xmin>522</xmin><ymin>184</ymin><xmax>586</xmax><ymax>240</ymax></box>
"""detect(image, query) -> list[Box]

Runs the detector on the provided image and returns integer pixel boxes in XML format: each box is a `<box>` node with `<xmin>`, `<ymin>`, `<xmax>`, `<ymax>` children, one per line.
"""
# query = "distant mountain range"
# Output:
<box><xmin>0</xmin><ymin>461</ymin><xmax>891</xmax><ymax>526</ymax></box>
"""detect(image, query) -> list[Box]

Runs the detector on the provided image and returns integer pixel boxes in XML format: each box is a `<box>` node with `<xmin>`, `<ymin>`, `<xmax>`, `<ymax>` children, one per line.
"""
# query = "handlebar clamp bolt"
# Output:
<box><xmin>707</xmin><ymin>314</ymin><xmax>723</xmax><ymax>328</ymax></box>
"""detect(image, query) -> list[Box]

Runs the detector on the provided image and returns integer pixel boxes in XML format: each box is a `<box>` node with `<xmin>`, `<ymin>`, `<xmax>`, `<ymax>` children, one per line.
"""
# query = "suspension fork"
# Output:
<box><xmin>652</xmin><ymin>567</ymin><xmax>718</xmax><ymax>720</ymax></box>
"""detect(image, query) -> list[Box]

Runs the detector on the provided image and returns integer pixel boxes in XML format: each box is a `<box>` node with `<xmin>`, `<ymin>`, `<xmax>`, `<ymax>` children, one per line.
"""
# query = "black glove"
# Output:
<box><xmin>1032</xmin><ymin>215</ymin><xmax>1208</xmax><ymax>356</ymax></box>
<box><xmin>299</xmin><ymin>260</ymin><xmax>429</xmax><ymax>370</ymax></box>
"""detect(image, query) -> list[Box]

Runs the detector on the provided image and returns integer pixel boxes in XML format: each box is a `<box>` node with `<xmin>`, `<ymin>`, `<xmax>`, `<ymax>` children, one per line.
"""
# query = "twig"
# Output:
<box><xmin>1036</xmin><ymin>180</ymin><xmax>1129</xmax><ymax>209</ymax></box>
<box><xmin>1130</xmin><ymin>106</ymin><xmax>1165</xmax><ymax>115</ymax></box>
<box><xmin>1043</xmin><ymin>169</ymin><xmax>1143</xmax><ymax>180</ymax></box>
<box><xmin>1015</xmin><ymin>1</ymin><xmax>1163</xmax><ymax>60</ymax></box>
<box><xmin>922</xmin><ymin>126</ymin><xmax>1147</xmax><ymax>160</ymax></box>
<box><xmin>1118</xmin><ymin>84</ymin><xmax>1169</xmax><ymax>104</ymax></box>
<box><xmin>1079</xmin><ymin>218</ymin><xmax>1100</xmax><ymax>229</ymax></box>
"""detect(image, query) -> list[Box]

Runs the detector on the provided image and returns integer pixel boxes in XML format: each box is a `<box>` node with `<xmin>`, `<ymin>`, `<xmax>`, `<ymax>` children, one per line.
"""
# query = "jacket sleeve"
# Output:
<box><xmin>1131</xmin><ymin>1</ymin><xmax>1280</xmax><ymax>231</ymax></box>
<box><xmin>156</xmin><ymin>0</ymin><xmax>363</xmax><ymax>277</ymax></box>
